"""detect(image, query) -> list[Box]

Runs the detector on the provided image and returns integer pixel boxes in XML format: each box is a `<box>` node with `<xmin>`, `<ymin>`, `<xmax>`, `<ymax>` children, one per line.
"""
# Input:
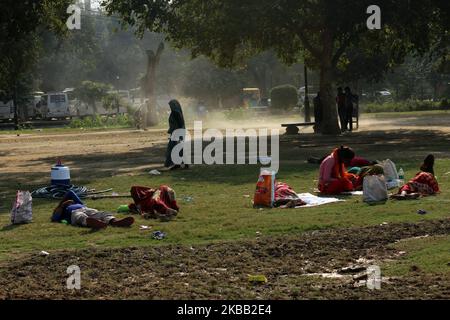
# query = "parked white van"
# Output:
<box><xmin>40</xmin><ymin>92</ymin><xmax>71</xmax><ymax>119</ymax></box>
<box><xmin>0</xmin><ymin>99</ymin><xmax>14</xmax><ymax>122</ymax></box>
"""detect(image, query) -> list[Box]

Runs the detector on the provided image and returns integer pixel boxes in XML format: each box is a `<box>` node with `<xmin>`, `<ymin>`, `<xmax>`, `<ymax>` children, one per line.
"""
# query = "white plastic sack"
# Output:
<box><xmin>363</xmin><ymin>175</ymin><xmax>388</xmax><ymax>203</ymax></box>
<box><xmin>10</xmin><ymin>190</ymin><xmax>33</xmax><ymax>224</ymax></box>
<box><xmin>381</xmin><ymin>159</ymin><xmax>398</xmax><ymax>181</ymax></box>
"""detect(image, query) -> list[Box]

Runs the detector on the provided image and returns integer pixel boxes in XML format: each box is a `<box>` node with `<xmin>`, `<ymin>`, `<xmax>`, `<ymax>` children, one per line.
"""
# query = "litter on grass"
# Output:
<box><xmin>340</xmin><ymin>191</ymin><xmax>364</xmax><ymax>196</ymax></box>
<box><xmin>248</xmin><ymin>274</ymin><xmax>268</xmax><ymax>284</ymax></box>
<box><xmin>152</xmin><ymin>231</ymin><xmax>166</xmax><ymax>240</ymax></box>
<box><xmin>117</xmin><ymin>205</ymin><xmax>130</xmax><ymax>213</ymax></box>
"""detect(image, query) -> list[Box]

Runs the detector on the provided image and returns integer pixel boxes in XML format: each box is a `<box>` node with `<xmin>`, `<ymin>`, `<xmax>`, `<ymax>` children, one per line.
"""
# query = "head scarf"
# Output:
<box><xmin>168</xmin><ymin>99</ymin><xmax>185</xmax><ymax>131</ymax></box>
<box><xmin>169</xmin><ymin>99</ymin><xmax>183</xmax><ymax>115</ymax></box>
<box><xmin>331</xmin><ymin>146</ymin><xmax>355</xmax><ymax>180</ymax></box>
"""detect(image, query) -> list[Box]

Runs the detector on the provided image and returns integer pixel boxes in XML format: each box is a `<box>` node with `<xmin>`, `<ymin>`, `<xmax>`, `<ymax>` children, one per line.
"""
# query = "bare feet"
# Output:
<box><xmin>110</xmin><ymin>217</ymin><xmax>135</xmax><ymax>227</ymax></box>
<box><xmin>390</xmin><ymin>193</ymin><xmax>420</xmax><ymax>200</ymax></box>
<box><xmin>86</xmin><ymin>217</ymin><xmax>108</xmax><ymax>229</ymax></box>
<box><xmin>156</xmin><ymin>208</ymin><xmax>178</xmax><ymax>222</ymax></box>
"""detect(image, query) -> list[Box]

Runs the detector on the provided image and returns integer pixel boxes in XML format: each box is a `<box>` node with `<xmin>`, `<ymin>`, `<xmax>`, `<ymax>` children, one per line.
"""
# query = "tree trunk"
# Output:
<box><xmin>319</xmin><ymin>30</ymin><xmax>341</xmax><ymax>135</ymax></box>
<box><xmin>91</xmin><ymin>99</ymin><xmax>97</xmax><ymax>116</ymax></box>
<box><xmin>143</xmin><ymin>43</ymin><xmax>164</xmax><ymax>127</ymax></box>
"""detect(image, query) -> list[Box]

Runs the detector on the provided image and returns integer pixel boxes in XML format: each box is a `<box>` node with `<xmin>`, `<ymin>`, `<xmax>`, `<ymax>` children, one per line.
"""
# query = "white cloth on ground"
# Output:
<box><xmin>295</xmin><ymin>193</ymin><xmax>344</xmax><ymax>208</ymax></box>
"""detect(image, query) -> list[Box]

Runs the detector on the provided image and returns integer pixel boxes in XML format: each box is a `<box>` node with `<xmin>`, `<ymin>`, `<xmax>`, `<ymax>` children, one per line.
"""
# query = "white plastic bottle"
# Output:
<box><xmin>398</xmin><ymin>168</ymin><xmax>405</xmax><ymax>186</ymax></box>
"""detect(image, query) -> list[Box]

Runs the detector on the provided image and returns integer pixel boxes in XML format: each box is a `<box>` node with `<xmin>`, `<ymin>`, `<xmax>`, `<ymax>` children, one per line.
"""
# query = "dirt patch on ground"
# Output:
<box><xmin>0</xmin><ymin>219</ymin><xmax>448</xmax><ymax>299</ymax></box>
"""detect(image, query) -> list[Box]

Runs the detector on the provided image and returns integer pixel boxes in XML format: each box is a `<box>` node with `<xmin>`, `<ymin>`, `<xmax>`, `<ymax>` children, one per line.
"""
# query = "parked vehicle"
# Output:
<box><xmin>377</xmin><ymin>89</ymin><xmax>392</xmax><ymax>97</ymax></box>
<box><xmin>0</xmin><ymin>99</ymin><xmax>14</xmax><ymax>122</ymax></box>
<box><xmin>22</xmin><ymin>94</ymin><xmax>44</xmax><ymax>120</ymax></box>
<box><xmin>242</xmin><ymin>88</ymin><xmax>261</xmax><ymax>108</ymax></box>
<box><xmin>242</xmin><ymin>88</ymin><xmax>269</xmax><ymax>112</ymax></box>
<box><xmin>40</xmin><ymin>92</ymin><xmax>71</xmax><ymax>119</ymax></box>
<box><xmin>298</xmin><ymin>86</ymin><xmax>318</xmax><ymax>105</ymax></box>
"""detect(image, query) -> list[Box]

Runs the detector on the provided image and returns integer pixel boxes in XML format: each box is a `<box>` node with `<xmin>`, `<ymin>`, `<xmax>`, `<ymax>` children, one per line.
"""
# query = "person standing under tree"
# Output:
<box><xmin>344</xmin><ymin>87</ymin><xmax>357</xmax><ymax>132</ymax></box>
<box><xmin>313</xmin><ymin>92</ymin><xmax>323</xmax><ymax>133</ymax></box>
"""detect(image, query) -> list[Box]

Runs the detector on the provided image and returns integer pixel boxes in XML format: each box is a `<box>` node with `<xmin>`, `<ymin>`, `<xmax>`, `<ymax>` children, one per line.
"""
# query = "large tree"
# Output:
<box><xmin>182</xmin><ymin>56</ymin><xmax>245</xmax><ymax>108</ymax></box>
<box><xmin>102</xmin><ymin>0</ymin><xmax>448</xmax><ymax>134</ymax></box>
<box><xmin>0</xmin><ymin>0</ymin><xmax>72</xmax><ymax>128</ymax></box>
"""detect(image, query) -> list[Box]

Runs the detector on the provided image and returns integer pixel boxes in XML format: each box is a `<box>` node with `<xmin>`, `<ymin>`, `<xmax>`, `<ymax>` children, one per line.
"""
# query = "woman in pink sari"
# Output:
<box><xmin>318</xmin><ymin>146</ymin><xmax>358</xmax><ymax>194</ymax></box>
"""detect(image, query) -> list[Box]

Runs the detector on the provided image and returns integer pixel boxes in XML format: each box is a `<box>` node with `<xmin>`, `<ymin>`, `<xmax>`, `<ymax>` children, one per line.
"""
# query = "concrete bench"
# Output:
<box><xmin>281</xmin><ymin>122</ymin><xmax>316</xmax><ymax>134</ymax></box>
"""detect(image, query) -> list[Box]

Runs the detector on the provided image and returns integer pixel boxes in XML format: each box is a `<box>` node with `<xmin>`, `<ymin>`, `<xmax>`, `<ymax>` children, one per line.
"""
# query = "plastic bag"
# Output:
<box><xmin>10</xmin><ymin>190</ymin><xmax>33</xmax><ymax>224</ymax></box>
<box><xmin>253</xmin><ymin>169</ymin><xmax>276</xmax><ymax>207</ymax></box>
<box><xmin>381</xmin><ymin>159</ymin><xmax>398</xmax><ymax>181</ymax></box>
<box><xmin>363</xmin><ymin>175</ymin><xmax>388</xmax><ymax>203</ymax></box>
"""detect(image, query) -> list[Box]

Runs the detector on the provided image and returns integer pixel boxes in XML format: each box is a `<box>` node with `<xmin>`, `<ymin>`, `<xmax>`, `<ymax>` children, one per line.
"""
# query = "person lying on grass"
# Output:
<box><xmin>350</xmin><ymin>164</ymin><xmax>385</xmax><ymax>191</ymax></box>
<box><xmin>391</xmin><ymin>154</ymin><xmax>440</xmax><ymax>200</ymax></box>
<box><xmin>51</xmin><ymin>191</ymin><xmax>134</xmax><ymax>229</ymax></box>
<box><xmin>128</xmin><ymin>185</ymin><xmax>179</xmax><ymax>222</ymax></box>
<box><xmin>273</xmin><ymin>182</ymin><xmax>306</xmax><ymax>208</ymax></box>
<box><xmin>318</xmin><ymin>146</ymin><xmax>358</xmax><ymax>195</ymax></box>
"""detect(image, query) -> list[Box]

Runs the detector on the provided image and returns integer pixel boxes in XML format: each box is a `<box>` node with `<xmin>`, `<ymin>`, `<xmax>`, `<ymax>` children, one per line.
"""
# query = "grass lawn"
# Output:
<box><xmin>362</xmin><ymin>109</ymin><xmax>450</xmax><ymax>119</ymax></box>
<box><xmin>0</xmin><ymin>119</ymin><xmax>449</xmax><ymax>298</ymax></box>
<box><xmin>1</xmin><ymin>159</ymin><xmax>449</xmax><ymax>262</ymax></box>
<box><xmin>383</xmin><ymin>234</ymin><xmax>450</xmax><ymax>276</ymax></box>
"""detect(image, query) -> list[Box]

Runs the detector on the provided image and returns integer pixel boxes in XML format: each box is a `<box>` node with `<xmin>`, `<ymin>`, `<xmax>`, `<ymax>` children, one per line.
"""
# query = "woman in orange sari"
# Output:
<box><xmin>318</xmin><ymin>146</ymin><xmax>358</xmax><ymax>194</ymax></box>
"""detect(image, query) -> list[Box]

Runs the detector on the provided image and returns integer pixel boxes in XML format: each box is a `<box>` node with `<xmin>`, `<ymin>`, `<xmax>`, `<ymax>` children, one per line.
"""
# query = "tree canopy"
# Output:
<box><xmin>0</xmin><ymin>0</ymin><xmax>72</xmax><ymax>96</ymax></box>
<box><xmin>103</xmin><ymin>0</ymin><xmax>449</xmax><ymax>134</ymax></box>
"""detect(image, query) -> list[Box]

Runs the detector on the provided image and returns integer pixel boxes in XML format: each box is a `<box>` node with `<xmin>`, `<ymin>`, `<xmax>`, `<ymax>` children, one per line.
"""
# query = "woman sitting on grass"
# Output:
<box><xmin>392</xmin><ymin>154</ymin><xmax>440</xmax><ymax>200</ymax></box>
<box><xmin>318</xmin><ymin>146</ymin><xmax>358</xmax><ymax>194</ymax></box>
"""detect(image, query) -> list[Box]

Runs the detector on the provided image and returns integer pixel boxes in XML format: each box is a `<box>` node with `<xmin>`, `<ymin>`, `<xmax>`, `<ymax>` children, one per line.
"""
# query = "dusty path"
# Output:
<box><xmin>0</xmin><ymin>219</ymin><xmax>448</xmax><ymax>299</ymax></box>
<box><xmin>1</xmin><ymin>113</ymin><xmax>449</xmax><ymax>179</ymax></box>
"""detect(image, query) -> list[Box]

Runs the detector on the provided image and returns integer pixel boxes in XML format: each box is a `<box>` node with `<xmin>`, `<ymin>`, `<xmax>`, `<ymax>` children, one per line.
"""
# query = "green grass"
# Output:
<box><xmin>362</xmin><ymin>109</ymin><xmax>450</xmax><ymax>119</ymax></box>
<box><xmin>361</xmin><ymin>99</ymin><xmax>446</xmax><ymax>113</ymax></box>
<box><xmin>1</xmin><ymin>160</ymin><xmax>449</xmax><ymax>262</ymax></box>
<box><xmin>383</xmin><ymin>234</ymin><xmax>450</xmax><ymax>276</ymax></box>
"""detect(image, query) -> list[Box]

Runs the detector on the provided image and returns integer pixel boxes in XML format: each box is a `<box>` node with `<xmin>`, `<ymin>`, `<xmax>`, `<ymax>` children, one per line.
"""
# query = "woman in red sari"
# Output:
<box><xmin>128</xmin><ymin>185</ymin><xmax>179</xmax><ymax>220</ymax></box>
<box><xmin>318</xmin><ymin>146</ymin><xmax>358</xmax><ymax>194</ymax></box>
<box><xmin>392</xmin><ymin>154</ymin><xmax>439</xmax><ymax>199</ymax></box>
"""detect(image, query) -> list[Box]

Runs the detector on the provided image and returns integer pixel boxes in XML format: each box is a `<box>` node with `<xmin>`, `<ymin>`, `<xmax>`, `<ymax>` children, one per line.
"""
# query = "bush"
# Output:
<box><xmin>361</xmin><ymin>99</ymin><xmax>443</xmax><ymax>113</ymax></box>
<box><xmin>68</xmin><ymin>114</ymin><xmax>134</xmax><ymax>128</ymax></box>
<box><xmin>223</xmin><ymin>107</ymin><xmax>248</xmax><ymax>120</ymax></box>
<box><xmin>270</xmin><ymin>85</ymin><xmax>298</xmax><ymax>112</ymax></box>
<box><xmin>440</xmin><ymin>99</ymin><xmax>450</xmax><ymax>110</ymax></box>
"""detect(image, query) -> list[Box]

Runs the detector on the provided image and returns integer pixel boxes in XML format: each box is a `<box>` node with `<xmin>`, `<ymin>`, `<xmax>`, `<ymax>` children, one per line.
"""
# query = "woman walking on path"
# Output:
<box><xmin>165</xmin><ymin>99</ymin><xmax>187</xmax><ymax>170</ymax></box>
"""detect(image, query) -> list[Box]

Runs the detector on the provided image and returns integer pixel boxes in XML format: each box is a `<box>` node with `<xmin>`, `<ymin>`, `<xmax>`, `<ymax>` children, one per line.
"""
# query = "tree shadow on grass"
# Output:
<box><xmin>1</xmin><ymin>129</ymin><xmax>449</xmax><ymax>199</ymax></box>
<box><xmin>1</xmin><ymin>224</ymin><xmax>26</xmax><ymax>232</ymax></box>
